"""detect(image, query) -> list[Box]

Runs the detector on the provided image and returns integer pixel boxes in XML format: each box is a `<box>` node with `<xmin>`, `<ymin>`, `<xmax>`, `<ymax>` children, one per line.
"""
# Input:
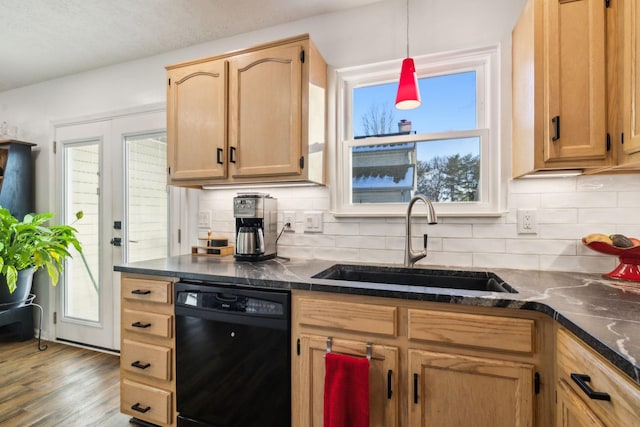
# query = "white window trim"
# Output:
<box><xmin>330</xmin><ymin>45</ymin><xmax>505</xmax><ymax>217</ymax></box>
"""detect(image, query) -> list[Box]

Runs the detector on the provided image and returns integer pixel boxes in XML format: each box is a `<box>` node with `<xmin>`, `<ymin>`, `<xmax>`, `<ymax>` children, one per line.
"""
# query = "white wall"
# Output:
<box><xmin>1</xmin><ymin>0</ymin><xmax>635</xmax><ymax>299</ymax></box>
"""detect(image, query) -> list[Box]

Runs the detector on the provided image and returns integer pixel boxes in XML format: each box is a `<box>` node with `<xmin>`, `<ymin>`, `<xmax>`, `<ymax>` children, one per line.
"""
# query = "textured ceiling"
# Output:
<box><xmin>0</xmin><ymin>0</ymin><xmax>380</xmax><ymax>92</ymax></box>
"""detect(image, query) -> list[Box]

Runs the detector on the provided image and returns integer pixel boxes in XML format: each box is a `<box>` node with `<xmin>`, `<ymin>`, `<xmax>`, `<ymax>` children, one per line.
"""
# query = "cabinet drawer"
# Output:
<box><xmin>123</xmin><ymin>309</ymin><xmax>173</xmax><ymax>338</ymax></box>
<box><xmin>297</xmin><ymin>297</ymin><xmax>397</xmax><ymax>336</ymax></box>
<box><xmin>123</xmin><ymin>277</ymin><xmax>172</xmax><ymax>304</ymax></box>
<box><xmin>408</xmin><ymin>309</ymin><xmax>534</xmax><ymax>353</ymax></box>
<box><xmin>121</xmin><ymin>339</ymin><xmax>172</xmax><ymax>381</ymax></box>
<box><xmin>121</xmin><ymin>378</ymin><xmax>172</xmax><ymax>425</ymax></box>
<box><xmin>557</xmin><ymin>329</ymin><xmax>640</xmax><ymax>426</ymax></box>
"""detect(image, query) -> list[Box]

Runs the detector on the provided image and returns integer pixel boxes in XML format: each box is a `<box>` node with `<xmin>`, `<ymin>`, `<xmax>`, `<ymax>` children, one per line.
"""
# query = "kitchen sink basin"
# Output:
<box><xmin>312</xmin><ymin>264</ymin><xmax>517</xmax><ymax>293</ymax></box>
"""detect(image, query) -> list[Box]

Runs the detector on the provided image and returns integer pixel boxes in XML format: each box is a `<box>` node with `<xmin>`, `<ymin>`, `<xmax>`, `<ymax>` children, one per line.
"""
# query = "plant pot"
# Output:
<box><xmin>0</xmin><ymin>268</ymin><xmax>34</xmax><ymax>310</ymax></box>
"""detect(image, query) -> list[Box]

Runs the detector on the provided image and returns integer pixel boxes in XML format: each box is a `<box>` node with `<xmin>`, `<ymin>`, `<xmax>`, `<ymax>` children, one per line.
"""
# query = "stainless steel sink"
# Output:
<box><xmin>312</xmin><ymin>264</ymin><xmax>517</xmax><ymax>293</ymax></box>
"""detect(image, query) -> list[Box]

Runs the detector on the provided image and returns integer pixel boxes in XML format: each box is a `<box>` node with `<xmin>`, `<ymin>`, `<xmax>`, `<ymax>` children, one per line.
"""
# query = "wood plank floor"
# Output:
<box><xmin>0</xmin><ymin>334</ymin><xmax>132</xmax><ymax>426</ymax></box>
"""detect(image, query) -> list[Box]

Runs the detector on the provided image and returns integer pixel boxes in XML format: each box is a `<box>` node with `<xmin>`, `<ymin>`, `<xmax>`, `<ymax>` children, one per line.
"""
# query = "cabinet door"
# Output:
<box><xmin>623</xmin><ymin>0</ymin><xmax>640</xmax><ymax>158</ymax></box>
<box><xmin>167</xmin><ymin>59</ymin><xmax>227</xmax><ymax>181</ymax></box>
<box><xmin>228</xmin><ymin>43</ymin><xmax>303</xmax><ymax>179</ymax></box>
<box><xmin>557</xmin><ymin>380</ymin><xmax>605</xmax><ymax>427</ymax></box>
<box><xmin>296</xmin><ymin>334</ymin><xmax>399</xmax><ymax>427</ymax></box>
<box><xmin>408</xmin><ymin>349</ymin><xmax>534</xmax><ymax>427</ymax></box>
<box><xmin>545</xmin><ymin>0</ymin><xmax>608</xmax><ymax>163</ymax></box>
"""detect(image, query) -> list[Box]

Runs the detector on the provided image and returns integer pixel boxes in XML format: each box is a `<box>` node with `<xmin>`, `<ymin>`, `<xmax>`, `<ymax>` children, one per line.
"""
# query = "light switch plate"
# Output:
<box><xmin>303</xmin><ymin>211</ymin><xmax>323</xmax><ymax>233</ymax></box>
<box><xmin>198</xmin><ymin>210</ymin><xmax>211</xmax><ymax>228</ymax></box>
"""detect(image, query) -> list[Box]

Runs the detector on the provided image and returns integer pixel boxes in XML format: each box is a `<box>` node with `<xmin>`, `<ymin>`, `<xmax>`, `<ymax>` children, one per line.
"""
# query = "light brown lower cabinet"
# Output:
<box><xmin>120</xmin><ymin>274</ymin><xmax>176</xmax><ymax>427</ymax></box>
<box><xmin>296</xmin><ymin>334</ymin><xmax>399</xmax><ymax>427</ymax></box>
<box><xmin>556</xmin><ymin>380</ymin><xmax>605</xmax><ymax>427</ymax></box>
<box><xmin>408</xmin><ymin>349</ymin><xmax>534</xmax><ymax>426</ymax></box>
<box><xmin>292</xmin><ymin>291</ymin><xmax>550</xmax><ymax>427</ymax></box>
<box><xmin>556</xmin><ymin>328</ymin><xmax>640</xmax><ymax>427</ymax></box>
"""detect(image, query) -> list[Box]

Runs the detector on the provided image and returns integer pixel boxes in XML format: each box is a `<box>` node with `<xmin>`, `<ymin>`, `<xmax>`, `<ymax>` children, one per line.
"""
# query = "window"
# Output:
<box><xmin>333</xmin><ymin>46</ymin><xmax>504</xmax><ymax>216</ymax></box>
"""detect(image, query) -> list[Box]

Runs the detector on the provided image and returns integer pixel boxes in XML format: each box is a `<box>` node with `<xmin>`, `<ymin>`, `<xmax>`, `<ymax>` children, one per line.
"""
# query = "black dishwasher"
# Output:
<box><xmin>174</xmin><ymin>281</ymin><xmax>291</xmax><ymax>427</ymax></box>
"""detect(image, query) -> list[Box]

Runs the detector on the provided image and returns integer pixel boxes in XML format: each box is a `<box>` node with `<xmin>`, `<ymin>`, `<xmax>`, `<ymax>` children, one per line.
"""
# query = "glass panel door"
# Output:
<box><xmin>126</xmin><ymin>131</ymin><xmax>168</xmax><ymax>263</ymax></box>
<box><xmin>64</xmin><ymin>141</ymin><xmax>101</xmax><ymax>323</ymax></box>
<box><xmin>55</xmin><ymin>110</ymin><xmax>168</xmax><ymax>350</ymax></box>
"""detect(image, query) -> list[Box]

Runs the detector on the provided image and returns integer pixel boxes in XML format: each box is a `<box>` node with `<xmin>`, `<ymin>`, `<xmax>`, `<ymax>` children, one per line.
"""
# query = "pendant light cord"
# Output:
<box><xmin>405</xmin><ymin>0</ymin><xmax>410</xmax><ymax>58</ymax></box>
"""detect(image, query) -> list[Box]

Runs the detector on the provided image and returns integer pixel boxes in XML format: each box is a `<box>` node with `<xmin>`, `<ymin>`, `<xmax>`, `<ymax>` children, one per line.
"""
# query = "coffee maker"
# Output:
<box><xmin>233</xmin><ymin>193</ymin><xmax>277</xmax><ymax>261</ymax></box>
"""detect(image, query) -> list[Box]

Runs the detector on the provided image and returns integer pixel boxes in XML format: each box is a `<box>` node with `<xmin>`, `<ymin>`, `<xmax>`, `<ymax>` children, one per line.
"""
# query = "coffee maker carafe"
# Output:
<box><xmin>233</xmin><ymin>193</ymin><xmax>277</xmax><ymax>261</ymax></box>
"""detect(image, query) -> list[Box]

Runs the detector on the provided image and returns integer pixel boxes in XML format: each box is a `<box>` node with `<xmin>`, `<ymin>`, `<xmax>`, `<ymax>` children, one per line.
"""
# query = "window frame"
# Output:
<box><xmin>331</xmin><ymin>45</ymin><xmax>504</xmax><ymax>217</ymax></box>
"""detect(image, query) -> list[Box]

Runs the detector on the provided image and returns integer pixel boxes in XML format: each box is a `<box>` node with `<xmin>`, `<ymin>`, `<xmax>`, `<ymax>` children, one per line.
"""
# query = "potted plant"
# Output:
<box><xmin>0</xmin><ymin>206</ymin><xmax>83</xmax><ymax>308</ymax></box>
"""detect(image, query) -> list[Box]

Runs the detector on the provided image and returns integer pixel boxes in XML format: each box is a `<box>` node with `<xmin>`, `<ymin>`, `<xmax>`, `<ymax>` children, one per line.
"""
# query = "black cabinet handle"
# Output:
<box><xmin>216</xmin><ymin>148</ymin><xmax>224</xmax><ymax>165</ymax></box>
<box><xmin>229</xmin><ymin>146</ymin><xmax>237</xmax><ymax>163</ymax></box>
<box><xmin>552</xmin><ymin>115</ymin><xmax>560</xmax><ymax>141</ymax></box>
<box><xmin>131</xmin><ymin>321</ymin><xmax>151</xmax><ymax>329</ymax></box>
<box><xmin>131</xmin><ymin>403</ymin><xmax>151</xmax><ymax>413</ymax></box>
<box><xmin>570</xmin><ymin>373</ymin><xmax>611</xmax><ymax>401</ymax></box>
<box><xmin>387</xmin><ymin>369</ymin><xmax>393</xmax><ymax>400</ymax></box>
<box><xmin>413</xmin><ymin>373</ymin><xmax>419</xmax><ymax>404</ymax></box>
<box><xmin>131</xmin><ymin>361</ymin><xmax>151</xmax><ymax>370</ymax></box>
<box><xmin>131</xmin><ymin>289</ymin><xmax>151</xmax><ymax>295</ymax></box>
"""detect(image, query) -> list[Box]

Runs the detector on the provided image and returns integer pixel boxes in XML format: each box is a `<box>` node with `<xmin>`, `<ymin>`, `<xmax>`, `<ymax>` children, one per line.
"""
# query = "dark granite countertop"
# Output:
<box><xmin>115</xmin><ymin>255</ymin><xmax>640</xmax><ymax>386</ymax></box>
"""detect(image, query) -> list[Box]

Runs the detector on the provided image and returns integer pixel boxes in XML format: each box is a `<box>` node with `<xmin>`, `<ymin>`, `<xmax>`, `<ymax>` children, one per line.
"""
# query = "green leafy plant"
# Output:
<box><xmin>0</xmin><ymin>206</ymin><xmax>83</xmax><ymax>294</ymax></box>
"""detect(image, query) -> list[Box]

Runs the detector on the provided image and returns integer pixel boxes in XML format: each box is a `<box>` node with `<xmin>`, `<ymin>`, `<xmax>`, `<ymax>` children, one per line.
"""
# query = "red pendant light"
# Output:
<box><xmin>395</xmin><ymin>0</ymin><xmax>421</xmax><ymax>110</ymax></box>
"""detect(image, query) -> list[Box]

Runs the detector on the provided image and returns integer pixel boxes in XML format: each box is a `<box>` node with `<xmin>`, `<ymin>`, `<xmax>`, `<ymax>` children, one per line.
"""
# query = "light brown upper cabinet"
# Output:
<box><xmin>620</xmin><ymin>0</ymin><xmax>640</xmax><ymax>167</ymax></box>
<box><xmin>512</xmin><ymin>0</ymin><xmax>614</xmax><ymax>177</ymax></box>
<box><xmin>166</xmin><ymin>35</ymin><xmax>327</xmax><ymax>187</ymax></box>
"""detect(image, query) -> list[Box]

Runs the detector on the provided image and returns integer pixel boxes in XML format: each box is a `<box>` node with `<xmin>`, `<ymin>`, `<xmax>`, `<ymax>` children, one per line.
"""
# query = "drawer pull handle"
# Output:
<box><xmin>570</xmin><ymin>373</ymin><xmax>611</xmax><ymax>401</ymax></box>
<box><xmin>131</xmin><ymin>289</ymin><xmax>151</xmax><ymax>295</ymax></box>
<box><xmin>131</xmin><ymin>403</ymin><xmax>151</xmax><ymax>413</ymax></box>
<box><xmin>131</xmin><ymin>361</ymin><xmax>151</xmax><ymax>370</ymax></box>
<box><xmin>131</xmin><ymin>321</ymin><xmax>151</xmax><ymax>329</ymax></box>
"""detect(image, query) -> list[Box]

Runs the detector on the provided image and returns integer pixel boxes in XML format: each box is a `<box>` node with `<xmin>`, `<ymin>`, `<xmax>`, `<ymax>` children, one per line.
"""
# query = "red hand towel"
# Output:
<box><xmin>324</xmin><ymin>352</ymin><xmax>370</xmax><ymax>427</ymax></box>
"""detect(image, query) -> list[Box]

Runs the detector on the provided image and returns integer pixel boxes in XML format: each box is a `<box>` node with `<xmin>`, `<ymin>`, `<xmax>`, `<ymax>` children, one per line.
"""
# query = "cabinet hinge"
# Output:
<box><xmin>296</xmin><ymin>338</ymin><xmax>301</xmax><ymax>356</ymax></box>
<box><xmin>605</xmin><ymin>0</ymin><xmax>611</xmax><ymax>8</ymax></box>
<box><xmin>534</xmin><ymin>372</ymin><xmax>541</xmax><ymax>395</ymax></box>
<box><xmin>53</xmin><ymin>312</ymin><xmax>57</xmax><ymax>324</ymax></box>
<box><xmin>300</xmin><ymin>50</ymin><xmax>305</xmax><ymax>63</ymax></box>
<box><xmin>299</xmin><ymin>156</ymin><xmax>305</xmax><ymax>170</ymax></box>
<box><xmin>606</xmin><ymin>133</ymin><xmax>611</xmax><ymax>152</ymax></box>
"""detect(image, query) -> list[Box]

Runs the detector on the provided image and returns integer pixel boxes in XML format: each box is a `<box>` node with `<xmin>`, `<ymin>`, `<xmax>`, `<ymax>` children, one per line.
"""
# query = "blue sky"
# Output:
<box><xmin>353</xmin><ymin>71</ymin><xmax>479</xmax><ymax>159</ymax></box>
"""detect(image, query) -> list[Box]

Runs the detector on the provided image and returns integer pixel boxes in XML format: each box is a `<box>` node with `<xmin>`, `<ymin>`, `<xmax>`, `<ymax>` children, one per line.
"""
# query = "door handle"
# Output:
<box><xmin>216</xmin><ymin>147</ymin><xmax>224</xmax><ymax>165</ymax></box>
<box><xmin>229</xmin><ymin>146</ymin><xmax>237</xmax><ymax>163</ymax></box>
<box><xmin>110</xmin><ymin>237</ymin><xmax>122</xmax><ymax>246</ymax></box>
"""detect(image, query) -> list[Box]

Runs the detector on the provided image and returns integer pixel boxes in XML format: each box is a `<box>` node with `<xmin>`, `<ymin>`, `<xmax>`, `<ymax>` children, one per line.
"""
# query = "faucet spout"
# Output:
<box><xmin>404</xmin><ymin>194</ymin><xmax>438</xmax><ymax>267</ymax></box>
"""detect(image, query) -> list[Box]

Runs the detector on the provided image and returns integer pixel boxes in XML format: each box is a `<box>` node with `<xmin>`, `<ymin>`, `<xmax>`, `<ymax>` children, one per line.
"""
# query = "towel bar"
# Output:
<box><xmin>326</xmin><ymin>336</ymin><xmax>374</xmax><ymax>360</ymax></box>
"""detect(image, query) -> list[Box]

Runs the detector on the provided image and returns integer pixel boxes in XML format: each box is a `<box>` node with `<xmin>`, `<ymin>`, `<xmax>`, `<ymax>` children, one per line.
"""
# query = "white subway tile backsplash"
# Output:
<box><xmin>506</xmin><ymin>239</ymin><xmax>576</xmax><ymax>256</ymax></box>
<box><xmin>539</xmin><ymin>255</ymin><xmax>615</xmax><ymax>274</ymax></box>
<box><xmin>618</xmin><ymin>192</ymin><xmax>640</xmax><ymax>207</ymax></box>
<box><xmin>473</xmin><ymin>253</ymin><xmax>540</xmax><ymax>270</ymax></box>
<box><xmin>335</xmin><ymin>235</ymin><xmax>386</xmax><ymax>249</ymax></box>
<box><xmin>444</xmin><ymin>238</ymin><xmax>506</xmax><ymax>253</ymax></box>
<box><xmin>542</xmin><ymin>192</ymin><xmax>617</xmax><ymax>209</ymax></box>
<box><xmin>198</xmin><ymin>174</ymin><xmax>640</xmax><ymax>275</ymax></box>
<box><xmin>578</xmin><ymin>208</ymin><xmax>640</xmax><ymax>224</ymax></box>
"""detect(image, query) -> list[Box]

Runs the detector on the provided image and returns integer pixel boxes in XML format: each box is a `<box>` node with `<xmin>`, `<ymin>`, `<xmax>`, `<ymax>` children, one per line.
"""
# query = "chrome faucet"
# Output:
<box><xmin>404</xmin><ymin>194</ymin><xmax>438</xmax><ymax>267</ymax></box>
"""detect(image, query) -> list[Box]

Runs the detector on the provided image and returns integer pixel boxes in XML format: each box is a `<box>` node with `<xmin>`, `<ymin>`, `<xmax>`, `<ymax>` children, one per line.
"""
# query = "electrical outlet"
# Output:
<box><xmin>198</xmin><ymin>211</ymin><xmax>211</xmax><ymax>228</ymax></box>
<box><xmin>517</xmin><ymin>209</ymin><xmax>537</xmax><ymax>234</ymax></box>
<box><xmin>283</xmin><ymin>211</ymin><xmax>295</xmax><ymax>232</ymax></box>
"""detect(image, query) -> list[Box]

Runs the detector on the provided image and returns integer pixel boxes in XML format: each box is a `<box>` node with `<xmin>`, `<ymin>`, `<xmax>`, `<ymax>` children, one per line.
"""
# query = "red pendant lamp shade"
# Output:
<box><xmin>395</xmin><ymin>57</ymin><xmax>421</xmax><ymax>110</ymax></box>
